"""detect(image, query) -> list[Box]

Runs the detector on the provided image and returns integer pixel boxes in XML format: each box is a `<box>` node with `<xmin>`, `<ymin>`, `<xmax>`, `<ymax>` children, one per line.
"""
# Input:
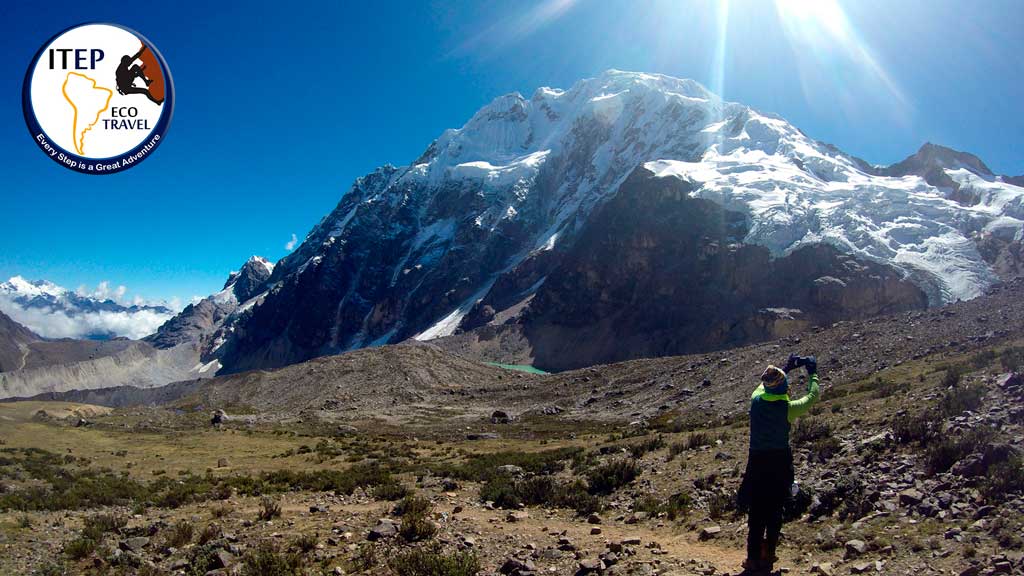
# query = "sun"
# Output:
<box><xmin>774</xmin><ymin>0</ymin><xmax>852</xmax><ymax>44</ymax></box>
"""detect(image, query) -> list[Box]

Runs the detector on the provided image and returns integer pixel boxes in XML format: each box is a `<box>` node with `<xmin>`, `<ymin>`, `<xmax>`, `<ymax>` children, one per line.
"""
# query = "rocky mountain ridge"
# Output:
<box><xmin>187</xmin><ymin>71</ymin><xmax>1023</xmax><ymax>375</ymax></box>
<box><xmin>25</xmin><ymin>277</ymin><xmax>1024</xmax><ymax>428</ymax></box>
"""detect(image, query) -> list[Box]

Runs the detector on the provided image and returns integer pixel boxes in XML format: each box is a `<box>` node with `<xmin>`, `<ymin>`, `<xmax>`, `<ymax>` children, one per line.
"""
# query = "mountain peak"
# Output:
<box><xmin>244</xmin><ymin>255</ymin><xmax>274</xmax><ymax>276</ymax></box>
<box><xmin>222</xmin><ymin>256</ymin><xmax>274</xmax><ymax>302</ymax></box>
<box><xmin>886</xmin><ymin>142</ymin><xmax>994</xmax><ymax>177</ymax></box>
<box><xmin>1</xmin><ymin>276</ymin><xmax>66</xmax><ymax>299</ymax></box>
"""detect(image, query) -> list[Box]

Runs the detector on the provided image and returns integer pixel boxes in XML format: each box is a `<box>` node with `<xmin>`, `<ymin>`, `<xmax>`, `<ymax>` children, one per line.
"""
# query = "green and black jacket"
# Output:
<box><xmin>748</xmin><ymin>373</ymin><xmax>820</xmax><ymax>452</ymax></box>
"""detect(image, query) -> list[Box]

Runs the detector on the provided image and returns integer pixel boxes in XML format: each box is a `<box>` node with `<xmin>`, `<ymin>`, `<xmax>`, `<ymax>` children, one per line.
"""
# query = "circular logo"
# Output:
<box><xmin>22</xmin><ymin>23</ymin><xmax>173</xmax><ymax>174</ymax></box>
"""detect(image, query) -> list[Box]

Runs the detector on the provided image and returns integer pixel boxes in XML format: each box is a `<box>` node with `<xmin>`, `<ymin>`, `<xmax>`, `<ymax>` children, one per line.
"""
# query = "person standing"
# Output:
<box><xmin>739</xmin><ymin>354</ymin><xmax>820</xmax><ymax>574</ymax></box>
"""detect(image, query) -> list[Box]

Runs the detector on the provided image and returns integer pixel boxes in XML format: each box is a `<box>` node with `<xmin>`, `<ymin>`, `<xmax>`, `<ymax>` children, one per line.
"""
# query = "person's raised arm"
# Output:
<box><xmin>787</xmin><ymin>358</ymin><xmax>820</xmax><ymax>423</ymax></box>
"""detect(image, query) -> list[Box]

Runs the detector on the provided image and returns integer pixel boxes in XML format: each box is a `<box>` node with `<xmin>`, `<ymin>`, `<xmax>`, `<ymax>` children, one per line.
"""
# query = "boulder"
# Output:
<box><xmin>699</xmin><ymin>526</ymin><xmax>721</xmax><ymax>540</ymax></box>
<box><xmin>491</xmin><ymin>410</ymin><xmax>512</xmax><ymax>424</ymax></box>
<box><xmin>845</xmin><ymin>539</ymin><xmax>867</xmax><ymax>558</ymax></box>
<box><xmin>496</xmin><ymin>465</ymin><xmax>525</xmax><ymax>477</ymax></box>
<box><xmin>367</xmin><ymin>519</ymin><xmax>398</xmax><ymax>541</ymax></box>
<box><xmin>810</xmin><ymin>562</ymin><xmax>835</xmax><ymax>576</ymax></box>
<box><xmin>500</xmin><ymin>558</ymin><xmax>536</xmax><ymax>575</ymax></box>
<box><xmin>576</xmin><ymin>558</ymin><xmax>605</xmax><ymax>575</ymax></box>
<box><xmin>898</xmin><ymin>488</ymin><xmax>924</xmax><ymax>507</ymax></box>
<box><xmin>119</xmin><ymin>537</ymin><xmax>150</xmax><ymax>552</ymax></box>
<box><xmin>506</xmin><ymin>511</ymin><xmax>529</xmax><ymax>523</ymax></box>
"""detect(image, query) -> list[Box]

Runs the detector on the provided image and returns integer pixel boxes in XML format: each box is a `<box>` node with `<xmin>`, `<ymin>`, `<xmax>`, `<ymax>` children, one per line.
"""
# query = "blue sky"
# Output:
<box><xmin>2</xmin><ymin>0</ymin><xmax>1022</xmax><ymax>305</ymax></box>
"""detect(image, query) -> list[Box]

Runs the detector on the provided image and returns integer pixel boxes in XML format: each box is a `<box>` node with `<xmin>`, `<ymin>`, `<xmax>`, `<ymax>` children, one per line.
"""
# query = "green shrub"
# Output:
<box><xmin>938</xmin><ymin>386</ymin><xmax>985</xmax><ymax>417</ymax></box>
<box><xmin>982</xmin><ymin>457</ymin><xmax>1024</xmax><ymax>502</ymax></box>
<box><xmin>187</xmin><ymin>543</ymin><xmax>223</xmax><ymax>576</ymax></box>
<box><xmin>372</xmin><ymin>480</ymin><xmax>411</xmax><ymax>501</ymax></box>
<box><xmin>893</xmin><ymin>411</ymin><xmax>935</xmax><ymax>444</ymax></box>
<box><xmin>667</xmin><ymin>442</ymin><xmax>687</xmax><ymax>460</ymax></box>
<box><xmin>165</xmin><ymin>519</ymin><xmax>194</xmax><ymax>548</ymax></box>
<box><xmin>1000</xmin><ymin>346</ymin><xmax>1024</xmax><ymax>372</ymax></box>
<box><xmin>0</xmin><ymin>448</ymin><xmax>149</xmax><ymax>512</ymax></box>
<box><xmin>82</xmin><ymin>512</ymin><xmax>126</xmax><ymax>541</ymax></box>
<box><xmin>197</xmin><ymin>522</ymin><xmax>222</xmax><ymax>545</ymax></box>
<box><xmin>872</xmin><ymin>378</ymin><xmax>910</xmax><ymax>399</ymax></box>
<box><xmin>436</xmin><ymin>448</ymin><xmax>580</xmax><ymax>482</ymax></box>
<box><xmin>707</xmin><ymin>491</ymin><xmax>735</xmax><ymax>519</ymax></box>
<box><xmin>388</xmin><ymin>544</ymin><xmax>480</xmax><ymax>576</ymax></box>
<box><xmin>693</xmin><ymin>473</ymin><xmax>718</xmax><ymax>491</ymax></box>
<box><xmin>634</xmin><ymin>492</ymin><xmax>690</xmax><ymax>520</ymax></box>
<box><xmin>792</xmin><ymin>418</ymin><xmax>831</xmax><ymax>444</ymax></box>
<box><xmin>685</xmin><ymin>432</ymin><xmax>712</xmax><ymax>450</ymax></box>
<box><xmin>479</xmin><ymin>475</ymin><xmax>600</xmax><ymax>515</ymax></box>
<box><xmin>258</xmin><ymin>496</ymin><xmax>282</xmax><ymax>521</ymax></box>
<box><xmin>586</xmin><ymin>459</ymin><xmax>640</xmax><ymax>495</ymax></box>
<box><xmin>941</xmin><ymin>364</ymin><xmax>965</xmax><ymax>388</ymax></box>
<box><xmin>627</xmin><ymin>435</ymin><xmax>666</xmax><ymax>458</ymax></box>
<box><xmin>394</xmin><ymin>494</ymin><xmax>432</xmax><ymax>517</ymax></box>
<box><xmin>399</xmin><ymin>510</ymin><xmax>437</xmax><ymax>542</ymax></box>
<box><xmin>240</xmin><ymin>541</ymin><xmax>302</xmax><ymax>576</ymax></box>
<box><xmin>924</xmin><ymin>428</ymin><xmax>995</xmax><ymax>475</ymax></box>
<box><xmin>479</xmin><ymin>475</ymin><xmax>519</xmax><ymax>509</ymax></box>
<box><xmin>970</xmin><ymin>349</ymin><xmax>998</xmax><ymax>369</ymax></box>
<box><xmin>346</xmin><ymin>543</ymin><xmax>382</xmax><ymax>572</ymax></box>
<box><xmin>290</xmin><ymin>533</ymin><xmax>317</xmax><ymax>553</ymax></box>
<box><xmin>64</xmin><ymin>536</ymin><xmax>96</xmax><ymax>559</ymax></box>
<box><xmin>808</xmin><ymin>436</ymin><xmax>842</xmax><ymax>463</ymax></box>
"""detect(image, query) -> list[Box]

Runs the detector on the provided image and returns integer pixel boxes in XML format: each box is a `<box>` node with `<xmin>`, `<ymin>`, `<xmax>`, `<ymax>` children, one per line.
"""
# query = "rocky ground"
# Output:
<box><xmin>0</xmin><ymin>340</ymin><xmax>1022</xmax><ymax>575</ymax></box>
<box><xmin>0</xmin><ymin>282</ymin><xmax>1022</xmax><ymax>575</ymax></box>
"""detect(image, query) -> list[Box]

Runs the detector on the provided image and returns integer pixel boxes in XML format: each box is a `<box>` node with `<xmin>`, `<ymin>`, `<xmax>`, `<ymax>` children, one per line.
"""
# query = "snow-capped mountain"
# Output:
<box><xmin>210</xmin><ymin>70</ymin><xmax>1024</xmax><ymax>373</ymax></box>
<box><xmin>0</xmin><ymin>276</ymin><xmax>174</xmax><ymax>340</ymax></box>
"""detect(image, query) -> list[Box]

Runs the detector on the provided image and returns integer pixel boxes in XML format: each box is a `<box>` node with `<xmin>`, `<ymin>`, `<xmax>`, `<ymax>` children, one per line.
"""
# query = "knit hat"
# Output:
<box><xmin>761</xmin><ymin>365</ymin><xmax>788</xmax><ymax>393</ymax></box>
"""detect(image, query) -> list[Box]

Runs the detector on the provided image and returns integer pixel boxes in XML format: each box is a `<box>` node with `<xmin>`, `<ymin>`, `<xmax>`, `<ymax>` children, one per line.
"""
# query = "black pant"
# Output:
<box><xmin>741</xmin><ymin>449</ymin><xmax>793</xmax><ymax>564</ymax></box>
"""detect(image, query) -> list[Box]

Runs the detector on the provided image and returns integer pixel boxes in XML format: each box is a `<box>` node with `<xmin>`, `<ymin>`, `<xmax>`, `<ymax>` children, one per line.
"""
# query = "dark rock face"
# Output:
<box><xmin>146</xmin><ymin>298</ymin><xmax>237</xmax><ymax>350</ymax></box>
<box><xmin>880</xmin><ymin>142</ymin><xmax>993</xmax><ymax>180</ymax></box>
<box><xmin>147</xmin><ymin>256</ymin><xmax>272</xmax><ymax>351</ymax></box>
<box><xmin>977</xmin><ymin>233</ymin><xmax>1024</xmax><ymax>282</ymax></box>
<box><xmin>215</xmin><ymin>167</ymin><xmax>541</xmax><ymax>374</ymax></box>
<box><xmin>226</xmin><ymin>257</ymin><xmax>273</xmax><ymax>302</ymax></box>
<box><xmin>0</xmin><ymin>310</ymin><xmax>40</xmax><ymax>372</ymax></box>
<box><xmin>518</xmin><ymin>168</ymin><xmax>928</xmax><ymax>371</ymax></box>
<box><xmin>878</xmin><ymin>143</ymin><xmax>993</xmax><ymax>206</ymax></box>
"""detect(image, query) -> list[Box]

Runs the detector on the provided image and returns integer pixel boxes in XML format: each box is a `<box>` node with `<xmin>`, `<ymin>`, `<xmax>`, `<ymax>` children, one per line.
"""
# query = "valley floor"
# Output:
<box><xmin>0</xmin><ymin>336</ymin><xmax>1022</xmax><ymax>576</ymax></box>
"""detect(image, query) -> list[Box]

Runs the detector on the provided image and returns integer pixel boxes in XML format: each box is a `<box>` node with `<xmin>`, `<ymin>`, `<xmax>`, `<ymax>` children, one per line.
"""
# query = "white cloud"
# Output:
<box><xmin>76</xmin><ymin>280</ymin><xmax>130</xmax><ymax>304</ymax></box>
<box><xmin>285</xmin><ymin>233</ymin><xmax>298</xmax><ymax>251</ymax></box>
<box><xmin>0</xmin><ymin>295</ymin><xmax>173</xmax><ymax>340</ymax></box>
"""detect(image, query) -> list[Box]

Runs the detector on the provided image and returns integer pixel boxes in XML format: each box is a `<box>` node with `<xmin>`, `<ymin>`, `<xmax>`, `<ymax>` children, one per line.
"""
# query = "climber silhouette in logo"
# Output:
<box><xmin>115</xmin><ymin>46</ymin><xmax>163</xmax><ymax>105</ymax></box>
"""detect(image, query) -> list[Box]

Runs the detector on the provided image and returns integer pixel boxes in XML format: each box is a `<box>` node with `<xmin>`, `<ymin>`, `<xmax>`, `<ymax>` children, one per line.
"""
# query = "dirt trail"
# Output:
<box><xmin>452</xmin><ymin>502</ymin><xmax>748</xmax><ymax>572</ymax></box>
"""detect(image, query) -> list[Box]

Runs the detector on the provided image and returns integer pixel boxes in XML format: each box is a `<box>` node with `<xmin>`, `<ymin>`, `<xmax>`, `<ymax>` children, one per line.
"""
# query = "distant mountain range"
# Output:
<box><xmin>0</xmin><ymin>276</ymin><xmax>175</xmax><ymax>340</ymax></box>
<box><xmin>0</xmin><ymin>256</ymin><xmax>273</xmax><ymax>398</ymax></box>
